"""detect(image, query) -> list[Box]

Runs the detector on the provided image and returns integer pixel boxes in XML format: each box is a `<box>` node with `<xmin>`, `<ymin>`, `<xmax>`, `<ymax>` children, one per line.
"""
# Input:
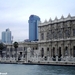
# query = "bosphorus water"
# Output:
<box><xmin>0</xmin><ymin>64</ymin><xmax>75</xmax><ymax>75</ymax></box>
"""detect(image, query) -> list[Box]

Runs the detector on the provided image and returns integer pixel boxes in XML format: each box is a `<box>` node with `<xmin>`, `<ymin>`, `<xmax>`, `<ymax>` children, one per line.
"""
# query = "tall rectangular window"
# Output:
<box><xmin>41</xmin><ymin>33</ymin><xmax>44</xmax><ymax>40</ymax></box>
<box><xmin>46</xmin><ymin>32</ymin><xmax>49</xmax><ymax>40</ymax></box>
<box><xmin>73</xmin><ymin>29</ymin><xmax>75</xmax><ymax>36</ymax></box>
<box><xmin>52</xmin><ymin>31</ymin><xmax>57</xmax><ymax>39</ymax></box>
<box><xmin>65</xmin><ymin>30</ymin><xmax>70</xmax><ymax>38</ymax></box>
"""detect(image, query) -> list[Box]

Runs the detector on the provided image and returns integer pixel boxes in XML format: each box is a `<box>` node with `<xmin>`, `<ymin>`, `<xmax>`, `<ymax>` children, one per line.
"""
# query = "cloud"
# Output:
<box><xmin>0</xmin><ymin>0</ymin><xmax>75</xmax><ymax>41</ymax></box>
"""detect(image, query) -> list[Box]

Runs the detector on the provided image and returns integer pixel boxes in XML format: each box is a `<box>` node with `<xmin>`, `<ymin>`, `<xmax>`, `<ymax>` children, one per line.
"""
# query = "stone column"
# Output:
<box><xmin>61</xmin><ymin>43</ymin><xmax>64</xmax><ymax>57</ymax></box>
<box><xmin>55</xmin><ymin>43</ymin><xmax>58</xmax><ymax>61</ymax></box>
<box><xmin>71</xmin><ymin>48</ymin><xmax>73</xmax><ymax>57</ymax></box>
<box><xmin>68</xmin><ymin>44</ymin><xmax>71</xmax><ymax>57</ymax></box>
<box><xmin>27</xmin><ymin>47</ymin><xmax>31</xmax><ymax>63</ymax></box>
<box><xmin>44</xmin><ymin>46</ymin><xmax>47</xmax><ymax>57</ymax></box>
<box><xmin>61</xmin><ymin>47</ymin><xmax>63</xmax><ymax>60</ymax></box>
<box><xmin>56</xmin><ymin>55</ymin><xmax>58</xmax><ymax>61</ymax></box>
<box><xmin>44</xmin><ymin>31</ymin><xmax>46</xmax><ymax>41</ymax></box>
<box><xmin>9</xmin><ymin>47</ymin><xmax>11</xmax><ymax>61</ymax></box>
<box><xmin>49</xmin><ymin>45</ymin><xmax>52</xmax><ymax>57</ymax></box>
<box><xmin>55</xmin><ymin>44</ymin><xmax>58</xmax><ymax>56</ymax></box>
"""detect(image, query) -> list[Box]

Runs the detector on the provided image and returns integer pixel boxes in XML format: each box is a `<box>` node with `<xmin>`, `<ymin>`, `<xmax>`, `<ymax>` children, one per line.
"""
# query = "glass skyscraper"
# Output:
<box><xmin>2</xmin><ymin>28</ymin><xmax>12</xmax><ymax>44</ymax></box>
<box><xmin>29</xmin><ymin>15</ymin><xmax>40</xmax><ymax>41</ymax></box>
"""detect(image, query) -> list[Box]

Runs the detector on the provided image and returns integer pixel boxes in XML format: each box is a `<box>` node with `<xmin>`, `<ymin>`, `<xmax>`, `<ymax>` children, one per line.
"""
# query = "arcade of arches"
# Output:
<box><xmin>39</xmin><ymin>41</ymin><xmax>75</xmax><ymax>61</ymax></box>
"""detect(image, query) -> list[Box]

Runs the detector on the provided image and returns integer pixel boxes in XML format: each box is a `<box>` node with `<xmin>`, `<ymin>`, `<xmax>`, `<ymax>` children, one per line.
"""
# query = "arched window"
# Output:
<box><xmin>73</xmin><ymin>29</ymin><xmax>75</xmax><ymax>36</ymax></box>
<box><xmin>33</xmin><ymin>47</ymin><xmax>34</xmax><ymax>50</ymax></box>
<box><xmin>65</xmin><ymin>46</ymin><xmax>68</xmax><ymax>56</ymax></box>
<box><xmin>73</xmin><ymin>46</ymin><xmax>75</xmax><ymax>57</ymax></box>
<box><xmin>36</xmin><ymin>47</ymin><xmax>37</xmax><ymax>50</ymax></box>
<box><xmin>53</xmin><ymin>47</ymin><xmax>55</xmax><ymax>57</ymax></box>
<box><xmin>41</xmin><ymin>48</ymin><xmax>44</xmax><ymax>57</ymax></box>
<box><xmin>58</xmin><ymin>47</ymin><xmax>61</xmax><ymax>58</ymax></box>
<box><xmin>47</xmin><ymin>47</ymin><xmax>49</xmax><ymax>56</ymax></box>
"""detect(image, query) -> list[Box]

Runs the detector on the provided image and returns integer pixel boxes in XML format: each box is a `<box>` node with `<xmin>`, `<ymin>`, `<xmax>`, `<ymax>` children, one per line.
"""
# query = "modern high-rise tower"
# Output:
<box><xmin>29</xmin><ymin>15</ymin><xmax>40</xmax><ymax>41</ymax></box>
<box><xmin>1</xmin><ymin>28</ymin><xmax>12</xmax><ymax>44</ymax></box>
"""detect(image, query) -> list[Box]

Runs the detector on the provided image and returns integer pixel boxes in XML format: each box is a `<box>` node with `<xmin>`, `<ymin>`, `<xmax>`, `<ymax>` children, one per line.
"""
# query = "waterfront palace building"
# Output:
<box><xmin>38</xmin><ymin>14</ymin><xmax>75</xmax><ymax>62</ymax></box>
<box><xmin>1</xmin><ymin>14</ymin><xmax>75</xmax><ymax>63</ymax></box>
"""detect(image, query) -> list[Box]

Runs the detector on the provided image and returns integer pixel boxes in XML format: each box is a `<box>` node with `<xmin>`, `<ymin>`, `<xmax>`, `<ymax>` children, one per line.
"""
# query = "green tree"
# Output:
<box><xmin>13</xmin><ymin>42</ymin><xmax>18</xmax><ymax>61</ymax></box>
<box><xmin>0</xmin><ymin>43</ymin><xmax>4</xmax><ymax>57</ymax></box>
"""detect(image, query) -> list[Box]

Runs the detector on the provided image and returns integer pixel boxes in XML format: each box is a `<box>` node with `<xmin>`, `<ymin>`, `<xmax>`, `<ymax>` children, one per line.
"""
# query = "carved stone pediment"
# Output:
<box><xmin>61</xmin><ymin>15</ymin><xmax>64</xmax><ymax>19</ymax></box>
<box><xmin>51</xmin><ymin>25</ymin><xmax>55</xmax><ymax>30</ymax></box>
<box><xmin>67</xmin><ymin>14</ymin><xmax>71</xmax><ymax>18</ymax></box>
<box><xmin>53</xmin><ymin>24</ymin><xmax>57</xmax><ymax>29</ymax></box>
<box><xmin>54</xmin><ymin>17</ymin><xmax>58</xmax><ymax>22</ymax></box>
<box><xmin>58</xmin><ymin>23</ymin><xmax>61</xmax><ymax>29</ymax></box>
<box><xmin>63</xmin><ymin>22</ymin><xmax>67</xmax><ymax>28</ymax></box>
<box><xmin>45</xmin><ymin>26</ymin><xmax>50</xmax><ymax>31</ymax></box>
<box><xmin>44</xmin><ymin>19</ymin><xmax>47</xmax><ymax>23</ymax></box>
<box><xmin>41</xmin><ymin>27</ymin><xmax>45</xmax><ymax>31</ymax></box>
<box><xmin>49</xmin><ymin>18</ymin><xmax>52</xmax><ymax>22</ymax></box>
<box><xmin>72</xmin><ymin>21</ymin><xmax>75</xmax><ymax>25</ymax></box>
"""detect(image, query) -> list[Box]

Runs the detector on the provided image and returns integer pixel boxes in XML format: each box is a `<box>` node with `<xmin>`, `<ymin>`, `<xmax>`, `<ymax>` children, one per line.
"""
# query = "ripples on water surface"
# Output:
<box><xmin>0</xmin><ymin>64</ymin><xmax>75</xmax><ymax>75</ymax></box>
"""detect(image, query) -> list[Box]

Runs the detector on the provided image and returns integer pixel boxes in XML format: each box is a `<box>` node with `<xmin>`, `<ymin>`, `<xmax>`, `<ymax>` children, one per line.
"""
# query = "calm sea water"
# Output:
<box><xmin>0</xmin><ymin>64</ymin><xmax>75</xmax><ymax>75</ymax></box>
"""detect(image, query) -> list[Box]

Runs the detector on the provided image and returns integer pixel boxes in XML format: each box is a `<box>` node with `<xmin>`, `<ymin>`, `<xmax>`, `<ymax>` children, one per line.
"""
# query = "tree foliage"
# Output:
<box><xmin>0</xmin><ymin>43</ymin><xmax>4</xmax><ymax>50</ymax></box>
<box><xmin>13</xmin><ymin>42</ymin><xmax>18</xmax><ymax>49</ymax></box>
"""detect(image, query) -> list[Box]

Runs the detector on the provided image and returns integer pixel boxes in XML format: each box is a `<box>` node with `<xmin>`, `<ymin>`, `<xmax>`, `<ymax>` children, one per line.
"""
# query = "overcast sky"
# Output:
<box><xmin>0</xmin><ymin>0</ymin><xmax>75</xmax><ymax>42</ymax></box>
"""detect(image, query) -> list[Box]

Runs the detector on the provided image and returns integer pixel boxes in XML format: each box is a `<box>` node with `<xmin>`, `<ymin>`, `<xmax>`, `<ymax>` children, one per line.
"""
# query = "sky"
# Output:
<box><xmin>0</xmin><ymin>0</ymin><xmax>75</xmax><ymax>42</ymax></box>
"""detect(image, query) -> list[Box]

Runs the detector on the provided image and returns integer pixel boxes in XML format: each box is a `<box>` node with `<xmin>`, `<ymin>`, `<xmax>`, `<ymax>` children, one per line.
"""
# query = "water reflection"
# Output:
<box><xmin>0</xmin><ymin>64</ymin><xmax>75</xmax><ymax>75</ymax></box>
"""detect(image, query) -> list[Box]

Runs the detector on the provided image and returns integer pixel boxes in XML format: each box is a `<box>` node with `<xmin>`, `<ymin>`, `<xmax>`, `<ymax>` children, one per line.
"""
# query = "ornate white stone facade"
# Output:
<box><xmin>38</xmin><ymin>14</ymin><xmax>75</xmax><ymax>62</ymax></box>
<box><xmin>0</xmin><ymin>42</ymin><xmax>38</xmax><ymax>63</ymax></box>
